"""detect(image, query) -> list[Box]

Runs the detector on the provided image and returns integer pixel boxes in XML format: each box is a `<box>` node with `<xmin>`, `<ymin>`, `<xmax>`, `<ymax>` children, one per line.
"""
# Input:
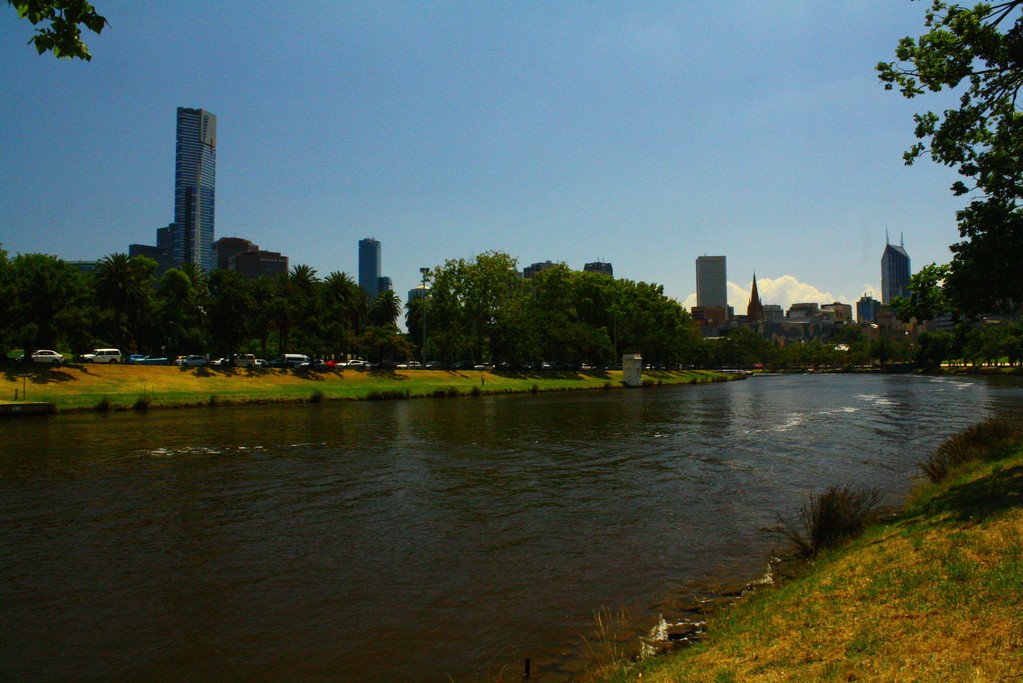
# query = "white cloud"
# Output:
<box><xmin>732</xmin><ymin>275</ymin><xmax>848</xmax><ymax>312</ymax></box>
<box><xmin>681</xmin><ymin>275</ymin><xmax>873</xmax><ymax>314</ymax></box>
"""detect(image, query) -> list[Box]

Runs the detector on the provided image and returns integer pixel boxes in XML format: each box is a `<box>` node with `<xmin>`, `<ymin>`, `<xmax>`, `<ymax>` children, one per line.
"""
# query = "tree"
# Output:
<box><xmin>368</xmin><ymin>291</ymin><xmax>401</xmax><ymax>328</ymax></box>
<box><xmin>9</xmin><ymin>253</ymin><xmax>82</xmax><ymax>355</ymax></box>
<box><xmin>206</xmin><ymin>269</ymin><xmax>253</xmax><ymax>357</ymax></box>
<box><xmin>878</xmin><ymin>1</ymin><xmax>1023</xmax><ymax>316</ymax></box>
<box><xmin>890</xmin><ymin>263</ymin><xmax>952</xmax><ymax>323</ymax></box>
<box><xmin>93</xmin><ymin>253</ymin><xmax>155</xmax><ymax>351</ymax></box>
<box><xmin>7</xmin><ymin>0</ymin><xmax>108</xmax><ymax>60</ymax></box>
<box><xmin>322</xmin><ymin>271</ymin><xmax>365</xmax><ymax>359</ymax></box>
<box><xmin>155</xmin><ymin>267</ymin><xmax>204</xmax><ymax>356</ymax></box>
<box><xmin>357</xmin><ymin>325</ymin><xmax>414</xmax><ymax>365</ymax></box>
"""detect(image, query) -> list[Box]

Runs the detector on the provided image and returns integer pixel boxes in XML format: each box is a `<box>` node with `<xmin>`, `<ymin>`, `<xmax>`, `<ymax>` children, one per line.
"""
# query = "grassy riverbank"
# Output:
<box><xmin>600</xmin><ymin>424</ymin><xmax>1023</xmax><ymax>681</ymax></box>
<box><xmin>0</xmin><ymin>364</ymin><xmax>727</xmax><ymax>412</ymax></box>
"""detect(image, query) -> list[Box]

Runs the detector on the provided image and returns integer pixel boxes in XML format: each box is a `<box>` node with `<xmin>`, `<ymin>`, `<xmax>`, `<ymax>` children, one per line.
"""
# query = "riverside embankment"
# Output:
<box><xmin>602</xmin><ymin>424</ymin><xmax>1023</xmax><ymax>682</ymax></box>
<box><xmin>0</xmin><ymin>364</ymin><xmax>726</xmax><ymax>413</ymax></box>
<box><xmin>3</xmin><ymin>374</ymin><xmax>1021</xmax><ymax>680</ymax></box>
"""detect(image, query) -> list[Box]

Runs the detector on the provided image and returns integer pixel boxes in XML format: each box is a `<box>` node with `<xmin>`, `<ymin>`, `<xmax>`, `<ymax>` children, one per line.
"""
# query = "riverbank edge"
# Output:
<box><xmin>0</xmin><ymin>367</ymin><xmax>740</xmax><ymax>415</ymax></box>
<box><xmin>595</xmin><ymin>428</ymin><xmax>1023</xmax><ymax>681</ymax></box>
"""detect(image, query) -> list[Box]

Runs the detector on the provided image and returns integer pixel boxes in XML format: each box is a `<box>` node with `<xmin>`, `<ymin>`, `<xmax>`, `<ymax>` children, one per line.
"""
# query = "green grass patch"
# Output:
<box><xmin>600</xmin><ymin>425</ymin><xmax>1023</xmax><ymax>682</ymax></box>
<box><xmin>0</xmin><ymin>364</ymin><xmax>729</xmax><ymax>413</ymax></box>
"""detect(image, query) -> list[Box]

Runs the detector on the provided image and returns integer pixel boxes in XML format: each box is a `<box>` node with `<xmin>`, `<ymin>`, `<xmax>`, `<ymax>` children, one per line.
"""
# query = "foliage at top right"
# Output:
<box><xmin>878</xmin><ymin>1</ymin><xmax>1023</xmax><ymax>317</ymax></box>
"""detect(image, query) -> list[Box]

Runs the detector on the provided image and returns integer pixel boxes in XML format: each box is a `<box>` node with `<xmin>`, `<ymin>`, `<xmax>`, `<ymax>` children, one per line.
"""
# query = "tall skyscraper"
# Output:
<box><xmin>881</xmin><ymin>234</ymin><xmax>911</xmax><ymax>304</ymax></box>
<box><xmin>696</xmin><ymin>255</ymin><xmax>727</xmax><ymax>308</ymax></box>
<box><xmin>172</xmin><ymin>107</ymin><xmax>217</xmax><ymax>272</ymax></box>
<box><xmin>359</xmin><ymin>238</ymin><xmax>382</xmax><ymax>299</ymax></box>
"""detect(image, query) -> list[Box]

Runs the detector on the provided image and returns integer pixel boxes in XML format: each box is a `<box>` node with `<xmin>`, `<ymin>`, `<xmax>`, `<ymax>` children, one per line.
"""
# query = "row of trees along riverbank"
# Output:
<box><xmin>0</xmin><ymin>249</ymin><xmax>702</xmax><ymax>367</ymax></box>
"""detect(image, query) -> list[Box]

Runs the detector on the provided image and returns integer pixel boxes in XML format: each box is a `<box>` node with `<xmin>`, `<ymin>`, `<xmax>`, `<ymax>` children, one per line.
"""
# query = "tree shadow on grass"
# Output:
<box><xmin>914</xmin><ymin>462</ymin><xmax>1023</xmax><ymax>526</ymax></box>
<box><xmin>2</xmin><ymin>365</ymin><xmax>80</xmax><ymax>384</ymax></box>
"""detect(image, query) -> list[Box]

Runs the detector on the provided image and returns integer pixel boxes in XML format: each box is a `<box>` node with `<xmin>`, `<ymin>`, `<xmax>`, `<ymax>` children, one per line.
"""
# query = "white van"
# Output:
<box><xmin>231</xmin><ymin>353</ymin><xmax>257</xmax><ymax>368</ymax></box>
<box><xmin>283</xmin><ymin>353</ymin><xmax>310</xmax><ymax>367</ymax></box>
<box><xmin>83</xmin><ymin>348</ymin><xmax>122</xmax><ymax>364</ymax></box>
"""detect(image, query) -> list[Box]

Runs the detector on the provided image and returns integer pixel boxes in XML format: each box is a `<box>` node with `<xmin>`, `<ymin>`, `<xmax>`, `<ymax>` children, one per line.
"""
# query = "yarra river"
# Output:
<box><xmin>2</xmin><ymin>373</ymin><xmax>1022</xmax><ymax>680</ymax></box>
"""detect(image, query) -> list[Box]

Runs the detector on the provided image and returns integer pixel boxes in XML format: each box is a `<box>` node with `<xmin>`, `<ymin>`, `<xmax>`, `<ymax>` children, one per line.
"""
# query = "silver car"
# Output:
<box><xmin>31</xmin><ymin>349</ymin><xmax>64</xmax><ymax>365</ymax></box>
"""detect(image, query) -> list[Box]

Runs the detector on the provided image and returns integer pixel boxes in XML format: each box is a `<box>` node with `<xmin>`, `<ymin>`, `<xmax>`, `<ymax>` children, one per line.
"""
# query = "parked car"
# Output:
<box><xmin>182</xmin><ymin>355</ymin><xmax>207</xmax><ymax>367</ymax></box>
<box><xmin>231</xmin><ymin>354</ymin><xmax>257</xmax><ymax>368</ymax></box>
<box><xmin>254</xmin><ymin>358</ymin><xmax>268</xmax><ymax>367</ymax></box>
<box><xmin>31</xmin><ymin>349</ymin><xmax>64</xmax><ymax>365</ymax></box>
<box><xmin>407</xmin><ymin>361</ymin><xmax>422</xmax><ymax>368</ymax></box>
<box><xmin>325</xmin><ymin>359</ymin><xmax>344</xmax><ymax>368</ymax></box>
<box><xmin>423</xmin><ymin>361</ymin><xmax>444</xmax><ymax>369</ymax></box>
<box><xmin>373</xmin><ymin>360</ymin><xmax>397</xmax><ymax>370</ymax></box>
<box><xmin>129</xmin><ymin>355</ymin><xmax>169</xmax><ymax>365</ymax></box>
<box><xmin>81</xmin><ymin>348</ymin><xmax>122</xmax><ymax>364</ymax></box>
<box><xmin>345</xmin><ymin>359</ymin><xmax>370</xmax><ymax>369</ymax></box>
<box><xmin>282</xmin><ymin>353</ymin><xmax>311</xmax><ymax>367</ymax></box>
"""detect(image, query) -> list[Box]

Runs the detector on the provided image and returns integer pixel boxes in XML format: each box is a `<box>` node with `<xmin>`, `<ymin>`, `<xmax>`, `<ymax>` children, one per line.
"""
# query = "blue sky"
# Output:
<box><xmin>1</xmin><ymin>1</ymin><xmax>966</xmax><ymax>311</ymax></box>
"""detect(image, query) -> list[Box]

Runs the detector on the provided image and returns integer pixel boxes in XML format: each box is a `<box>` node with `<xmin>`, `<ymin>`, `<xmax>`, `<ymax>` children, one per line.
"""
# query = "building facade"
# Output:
<box><xmin>696</xmin><ymin>255</ymin><xmax>727</xmax><ymax>308</ymax></box>
<box><xmin>523</xmin><ymin>261</ymin><xmax>557</xmax><ymax>279</ymax></box>
<box><xmin>881</xmin><ymin>237</ymin><xmax>911</xmax><ymax>304</ymax></box>
<box><xmin>359</xmin><ymin>238</ymin><xmax>382</xmax><ymax>299</ymax></box>
<box><xmin>172</xmin><ymin>107</ymin><xmax>217</xmax><ymax>272</ymax></box>
<box><xmin>231</xmin><ymin>249</ymin><xmax>288</xmax><ymax>279</ymax></box>
<box><xmin>583</xmin><ymin>261</ymin><xmax>613</xmax><ymax>277</ymax></box>
<box><xmin>856</xmin><ymin>294</ymin><xmax>881</xmax><ymax>323</ymax></box>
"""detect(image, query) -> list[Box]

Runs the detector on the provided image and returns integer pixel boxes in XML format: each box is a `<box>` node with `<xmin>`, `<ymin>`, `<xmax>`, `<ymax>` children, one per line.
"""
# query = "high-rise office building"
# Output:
<box><xmin>857</xmin><ymin>294</ymin><xmax>881</xmax><ymax>323</ymax></box>
<box><xmin>583</xmin><ymin>261</ymin><xmax>614</xmax><ymax>277</ymax></box>
<box><xmin>881</xmin><ymin>235</ymin><xmax>911</xmax><ymax>304</ymax></box>
<box><xmin>696</xmin><ymin>255</ymin><xmax>727</xmax><ymax>308</ymax></box>
<box><xmin>523</xmin><ymin>261</ymin><xmax>557</xmax><ymax>279</ymax></box>
<box><xmin>172</xmin><ymin>107</ymin><xmax>217</xmax><ymax>272</ymax></box>
<box><xmin>359</xmin><ymin>238</ymin><xmax>382</xmax><ymax>299</ymax></box>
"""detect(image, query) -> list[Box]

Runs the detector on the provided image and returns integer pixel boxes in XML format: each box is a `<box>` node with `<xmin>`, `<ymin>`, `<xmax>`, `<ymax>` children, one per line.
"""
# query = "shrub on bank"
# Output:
<box><xmin>778</xmin><ymin>485</ymin><xmax>887</xmax><ymax>558</ymax></box>
<box><xmin>920</xmin><ymin>417</ymin><xmax>1019</xmax><ymax>483</ymax></box>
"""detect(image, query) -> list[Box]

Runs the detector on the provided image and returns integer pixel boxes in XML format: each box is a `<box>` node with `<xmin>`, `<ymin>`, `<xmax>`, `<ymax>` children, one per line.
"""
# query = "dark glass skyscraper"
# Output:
<box><xmin>172</xmin><ymin>107</ymin><xmax>216</xmax><ymax>272</ymax></box>
<box><xmin>359</xmin><ymin>238</ymin><xmax>382</xmax><ymax>299</ymax></box>
<box><xmin>881</xmin><ymin>237</ymin><xmax>911</xmax><ymax>304</ymax></box>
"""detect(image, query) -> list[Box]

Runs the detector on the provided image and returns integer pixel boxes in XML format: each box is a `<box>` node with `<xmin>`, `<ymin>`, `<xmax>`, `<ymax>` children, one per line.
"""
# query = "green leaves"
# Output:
<box><xmin>881</xmin><ymin>1</ymin><xmax>1023</xmax><ymax>316</ymax></box>
<box><xmin>7</xmin><ymin>0</ymin><xmax>108</xmax><ymax>60</ymax></box>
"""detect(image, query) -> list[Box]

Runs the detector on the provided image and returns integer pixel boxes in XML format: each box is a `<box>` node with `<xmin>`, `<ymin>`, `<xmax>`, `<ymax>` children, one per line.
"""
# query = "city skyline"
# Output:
<box><xmin>1</xmin><ymin>3</ymin><xmax>965</xmax><ymax>311</ymax></box>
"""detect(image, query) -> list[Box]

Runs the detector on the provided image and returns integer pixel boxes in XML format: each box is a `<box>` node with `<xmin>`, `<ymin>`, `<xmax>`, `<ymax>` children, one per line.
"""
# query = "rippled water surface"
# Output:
<box><xmin>2</xmin><ymin>374</ymin><xmax>1021</xmax><ymax>680</ymax></box>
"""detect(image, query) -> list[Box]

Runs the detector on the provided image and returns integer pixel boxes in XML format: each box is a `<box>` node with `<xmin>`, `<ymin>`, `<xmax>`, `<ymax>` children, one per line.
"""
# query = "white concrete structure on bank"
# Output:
<box><xmin>623</xmin><ymin>354</ymin><xmax>643</xmax><ymax>387</ymax></box>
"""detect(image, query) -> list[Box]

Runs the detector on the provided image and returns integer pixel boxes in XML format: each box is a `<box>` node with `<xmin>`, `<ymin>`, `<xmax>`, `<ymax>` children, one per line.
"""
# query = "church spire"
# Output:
<box><xmin>747</xmin><ymin>272</ymin><xmax>764</xmax><ymax>323</ymax></box>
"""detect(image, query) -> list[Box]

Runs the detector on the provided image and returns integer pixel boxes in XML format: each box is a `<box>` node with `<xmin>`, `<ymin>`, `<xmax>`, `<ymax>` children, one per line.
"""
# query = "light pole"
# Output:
<box><xmin>419</xmin><ymin>267</ymin><xmax>429</xmax><ymax>364</ymax></box>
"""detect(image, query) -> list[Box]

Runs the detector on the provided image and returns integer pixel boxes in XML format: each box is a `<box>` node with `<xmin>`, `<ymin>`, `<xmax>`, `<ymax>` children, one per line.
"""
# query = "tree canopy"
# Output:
<box><xmin>878</xmin><ymin>1</ymin><xmax>1023</xmax><ymax>316</ymax></box>
<box><xmin>6</xmin><ymin>0</ymin><xmax>107</xmax><ymax>60</ymax></box>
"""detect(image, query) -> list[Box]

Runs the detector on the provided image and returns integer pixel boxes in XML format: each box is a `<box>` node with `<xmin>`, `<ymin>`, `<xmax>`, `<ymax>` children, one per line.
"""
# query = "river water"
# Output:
<box><xmin>1</xmin><ymin>373</ymin><xmax>1021</xmax><ymax>680</ymax></box>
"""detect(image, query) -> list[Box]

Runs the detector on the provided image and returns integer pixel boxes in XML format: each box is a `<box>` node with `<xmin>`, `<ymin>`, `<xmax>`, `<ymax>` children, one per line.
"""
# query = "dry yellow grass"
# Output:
<box><xmin>0</xmin><ymin>363</ymin><xmax>724</xmax><ymax>412</ymax></box>
<box><xmin>606</xmin><ymin>441</ymin><xmax>1023</xmax><ymax>682</ymax></box>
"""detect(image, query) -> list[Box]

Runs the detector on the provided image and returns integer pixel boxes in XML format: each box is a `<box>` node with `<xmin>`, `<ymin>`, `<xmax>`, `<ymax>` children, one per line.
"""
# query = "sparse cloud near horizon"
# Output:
<box><xmin>682</xmin><ymin>275</ymin><xmax>881</xmax><ymax>313</ymax></box>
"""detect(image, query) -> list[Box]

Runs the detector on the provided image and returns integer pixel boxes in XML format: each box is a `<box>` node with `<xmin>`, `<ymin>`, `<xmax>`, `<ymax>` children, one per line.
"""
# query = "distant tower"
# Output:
<box><xmin>747</xmin><ymin>273</ymin><xmax>764</xmax><ymax>322</ymax></box>
<box><xmin>696</xmin><ymin>255</ymin><xmax>727</xmax><ymax>308</ymax></box>
<box><xmin>583</xmin><ymin>261</ymin><xmax>614</xmax><ymax>277</ymax></box>
<box><xmin>359</xmin><ymin>238</ymin><xmax>382</xmax><ymax>299</ymax></box>
<box><xmin>172</xmin><ymin>107</ymin><xmax>217</xmax><ymax>272</ymax></box>
<box><xmin>881</xmin><ymin>233</ymin><xmax>911</xmax><ymax>303</ymax></box>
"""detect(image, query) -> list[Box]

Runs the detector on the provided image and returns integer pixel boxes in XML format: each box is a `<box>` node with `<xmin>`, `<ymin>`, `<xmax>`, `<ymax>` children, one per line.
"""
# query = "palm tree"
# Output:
<box><xmin>324</xmin><ymin>271</ymin><xmax>368</xmax><ymax>333</ymax></box>
<box><xmin>94</xmin><ymin>253</ymin><xmax>153</xmax><ymax>350</ymax></box>
<box><xmin>369</xmin><ymin>291</ymin><xmax>402</xmax><ymax>327</ymax></box>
